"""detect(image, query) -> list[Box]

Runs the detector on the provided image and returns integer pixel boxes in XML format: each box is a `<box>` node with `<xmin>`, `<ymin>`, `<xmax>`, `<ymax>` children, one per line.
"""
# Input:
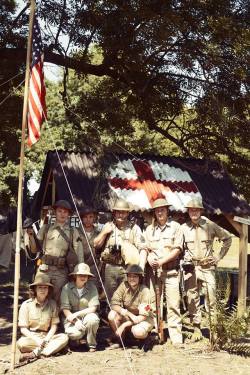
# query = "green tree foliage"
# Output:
<box><xmin>0</xmin><ymin>0</ymin><xmax>249</xmax><ymax>207</ymax></box>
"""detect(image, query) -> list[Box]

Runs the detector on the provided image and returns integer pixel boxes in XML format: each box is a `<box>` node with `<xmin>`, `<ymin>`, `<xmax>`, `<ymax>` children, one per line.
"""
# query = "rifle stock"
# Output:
<box><xmin>154</xmin><ymin>270</ymin><xmax>164</xmax><ymax>344</ymax></box>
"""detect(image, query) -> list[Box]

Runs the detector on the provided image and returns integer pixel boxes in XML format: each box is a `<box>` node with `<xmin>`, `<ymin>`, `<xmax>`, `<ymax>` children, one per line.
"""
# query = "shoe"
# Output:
<box><xmin>19</xmin><ymin>352</ymin><xmax>37</xmax><ymax>363</ymax></box>
<box><xmin>89</xmin><ymin>347</ymin><xmax>97</xmax><ymax>352</ymax></box>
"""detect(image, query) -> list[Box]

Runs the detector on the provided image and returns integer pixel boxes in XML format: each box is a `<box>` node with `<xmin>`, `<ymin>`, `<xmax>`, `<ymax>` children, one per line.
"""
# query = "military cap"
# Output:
<box><xmin>69</xmin><ymin>262</ymin><xmax>95</xmax><ymax>277</ymax></box>
<box><xmin>79</xmin><ymin>206</ymin><xmax>97</xmax><ymax>217</ymax></box>
<box><xmin>152</xmin><ymin>198</ymin><xmax>170</xmax><ymax>209</ymax></box>
<box><xmin>53</xmin><ymin>200</ymin><xmax>72</xmax><ymax>212</ymax></box>
<box><xmin>125</xmin><ymin>264</ymin><xmax>144</xmax><ymax>275</ymax></box>
<box><xmin>30</xmin><ymin>274</ymin><xmax>53</xmax><ymax>288</ymax></box>
<box><xmin>112</xmin><ymin>198</ymin><xmax>130</xmax><ymax>211</ymax></box>
<box><xmin>185</xmin><ymin>198</ymin><xmax>204</xmax><ymax>209</ymax></box>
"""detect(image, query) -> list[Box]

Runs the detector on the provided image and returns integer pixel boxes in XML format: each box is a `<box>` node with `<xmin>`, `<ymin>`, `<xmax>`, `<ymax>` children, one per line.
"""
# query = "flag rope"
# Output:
<box><xmin>44</xmin><ymin>113</ymin><xmax>136</xmax><ymax>375</ymax></box>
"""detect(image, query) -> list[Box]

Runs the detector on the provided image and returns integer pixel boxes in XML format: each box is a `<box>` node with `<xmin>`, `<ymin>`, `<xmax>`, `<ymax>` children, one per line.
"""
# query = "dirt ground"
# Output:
<box><xmin>0</xmin><ymin>253</ymin><xmax>250</xmax><ymax>375</ymax></box>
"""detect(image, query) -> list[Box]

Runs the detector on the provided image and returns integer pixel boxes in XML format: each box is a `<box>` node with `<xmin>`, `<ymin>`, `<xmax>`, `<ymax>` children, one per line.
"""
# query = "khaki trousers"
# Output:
<box><xmin>149</xmin><ymin>268</ymin><xmax>182</xmax><ymax>344</ymax></box>
<box><xmin>185</xmin><ymin>266</ymin><xmax>216</xmax><ymax>324</ymax></box>
<box><xmin>17</xmin><ymin>332</ymin><xmax>68</xmax><ymax>356</ymax></box>
<box><xmin>36</xmin><ymin>265</ymin><xmax>68</xmax><ymax>303</ymax></box>
<box><xmin>104</xmin><ymin>264</ymin><xmax>126</xmax><ymax>301</ymax></box>
<box><xmin>64</xmin><ymin>313</ymin><xmax>100</xmax><ymax>348</ymax></box>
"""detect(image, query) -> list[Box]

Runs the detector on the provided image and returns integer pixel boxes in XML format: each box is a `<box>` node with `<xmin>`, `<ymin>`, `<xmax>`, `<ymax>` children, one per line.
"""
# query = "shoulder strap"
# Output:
<box><xmin>42</xmin><ymin>224</ymin><xmax>50</xmax><ymax>254</ymax></box>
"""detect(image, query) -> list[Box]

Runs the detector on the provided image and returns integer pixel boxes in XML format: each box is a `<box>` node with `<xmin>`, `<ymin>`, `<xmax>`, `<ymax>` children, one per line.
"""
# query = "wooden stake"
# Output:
<box><xmin>238</xmin><ymin>223</ymin><xmax>248</xmax><ymax>316</ymax></box>
<box><xmin>10</xmin><ymin>0</ymin><xmax>36</xmax><ymax>370</ymax></box>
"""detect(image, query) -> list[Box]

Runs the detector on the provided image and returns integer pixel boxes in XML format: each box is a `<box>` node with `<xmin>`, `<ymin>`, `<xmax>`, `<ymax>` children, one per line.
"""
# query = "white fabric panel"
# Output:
<box><xmin>149</xmin><ymin>160</ymin><xmax>193</xmax><ymax>182</ymax></box>
<box><xmin>109</xmin><ymin>159</ymin><xmax>138</xmax><ymax>180</ymax></box>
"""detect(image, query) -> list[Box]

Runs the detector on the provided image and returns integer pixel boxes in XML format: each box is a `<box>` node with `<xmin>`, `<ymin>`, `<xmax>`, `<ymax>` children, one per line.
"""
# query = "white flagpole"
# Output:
<box><xmin>10</xmin><ymin>0</ymin><xmax>36</xmax><ymax>370</ymax></box>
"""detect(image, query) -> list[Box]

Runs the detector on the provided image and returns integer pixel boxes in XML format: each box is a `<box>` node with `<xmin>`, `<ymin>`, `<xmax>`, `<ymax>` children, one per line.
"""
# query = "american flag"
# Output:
<box><xmin>27</xmin><ymin>15</ymin><xmax>46</xmax><ymax>146</ymax></box>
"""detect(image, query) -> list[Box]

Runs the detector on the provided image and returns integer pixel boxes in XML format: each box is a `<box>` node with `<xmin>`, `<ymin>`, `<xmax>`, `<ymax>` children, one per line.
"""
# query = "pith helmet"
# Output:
<box><xmin>69</xmin><ymin>262</ymin><xmax>95</xmax><ymax>277</ymax></box>
<box><xmin>125</xmin><ymin>264</ymin><xmax>144</xmax><ymax>275</ymax></box>
<box><xmin>53</xmin><ymin>200</ymin><xmax>72</xmax><ymax>212</ymax></box>
<box><xmin>79</xmin><ymin>206</ymin><xmax>97</xmax><ymax>217</ymax></box>
<box><xmin>152</xmin><ymin>198</ymin><xmax>170</xmax><ymax>209</ymax></box>
<box><xmin>30</xmin><ymin>274</ymin><xmax>53</xmax><ymax>288</ymax></box>
<box><xmin>185</xmin><ymin>198</ymin><xmax>204</xmax><ymax>209</ymax></box>
<box><xmin>112</xmin><ymin>198</ymin><xmax>130</xmax><ymax>211</ymax></box>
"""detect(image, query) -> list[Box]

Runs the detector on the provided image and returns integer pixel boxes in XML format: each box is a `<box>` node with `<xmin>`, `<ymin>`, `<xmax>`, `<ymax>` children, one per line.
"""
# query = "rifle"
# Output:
<box><xmin>154</xmin><ymin>269</ymin><xmax>164</xmax><ymax>344</ymax></box>
<box><xmin>179</xmin><ymin>260</ymin><xmax>187</xmax><ymax>311</ymax></box>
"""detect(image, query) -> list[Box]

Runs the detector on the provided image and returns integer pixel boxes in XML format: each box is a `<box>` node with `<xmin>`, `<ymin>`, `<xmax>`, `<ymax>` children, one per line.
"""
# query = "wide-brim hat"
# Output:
<box><xmin>124</xmin><ymin>264</ymin><xmax>144</xmax><ymax>276</ymax></box>
<box><xmin>69</xmin><ymin>262</ymin><xmax>95</xmax><ymax>277</ymax></box>
<box><xmin>152</xmin><ymin>198</ymin><xmax>170</xmax><ymax>209</ymax></box>
<box><xmin>79</xmin><ymin>206</ymin><xmax>97</xmax><ymax>217</ymax></box>
<box><xmin>185</xmin><ymin>198</ymin><xmax>204</xmax><ymax>209</ymax></box>
<box><xmin>30</xmin><ymin>274</ymin><xmax>54</xmax><ymax>288</ymax></box>
<box><xmin>53</xmin><ymin>200</ymin><xmax>73</xmax><ymax>212</ymax></box>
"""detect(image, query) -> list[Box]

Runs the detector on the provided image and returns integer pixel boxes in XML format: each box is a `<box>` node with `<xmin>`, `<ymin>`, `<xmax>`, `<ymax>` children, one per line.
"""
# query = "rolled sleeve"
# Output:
<box><xmin>111</xmin><ymin>283</ymin><xmax>125</xmax><ymax>307</ymax></box>
<box><xmin>60</xmin><ymin>285</ymin><xmax>71</xmax><ymax>311</ymax></box>
<box><xmin>18</xmin><ymin>302</ymin><xmax>29</xmax><ymax>328</ymax></box>
<box><xmin>50</xmin><ymin>301</ymin><xmax>60</xmax><ymax>325</ymax></box>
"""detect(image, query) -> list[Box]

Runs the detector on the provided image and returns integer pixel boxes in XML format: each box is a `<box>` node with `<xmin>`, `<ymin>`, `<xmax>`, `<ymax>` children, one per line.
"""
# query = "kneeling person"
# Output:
<box><xmin>108</xmin><ymin>265</ymin><xmax>154</xmax><ymax>347</ymax></box>
<box><xmin>60</xmin><ymin>263</ymin><xmax>100</xmax><ymax>352</ymax></box>
<box><xmin>17</xmin><ymin>274</ymin><xmax>68</xmax><ymax>362</ymax></box>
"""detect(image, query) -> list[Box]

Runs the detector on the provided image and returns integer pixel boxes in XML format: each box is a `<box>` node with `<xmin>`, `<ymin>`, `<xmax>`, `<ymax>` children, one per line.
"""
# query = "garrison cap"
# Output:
<box><xmin>185</xmin><ymin>198</ymin><xmax>204</xmax><ymax>209</ymax></box>
<box><xmin>53</xmin><ymin>200</ymin><xmax>72</xmax><ymax>212</ymax></box>
<box><xmin>152</xmin><ymin>198</ymin><xmax>170</xmax><ymax>209</ymax></box>
<box><xmin>125</xmin><ymin>264</ymin><xmax>144</xmax><ymax>275</ymax></box>
<box><xmin>112</xmin><ymin>198</ymin><xmax>130</xmax><ymax>211</ymax></box>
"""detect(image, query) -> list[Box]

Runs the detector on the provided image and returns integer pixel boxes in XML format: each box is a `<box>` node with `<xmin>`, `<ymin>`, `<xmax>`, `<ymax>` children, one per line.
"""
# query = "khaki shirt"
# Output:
<box><xmin>111</xmin><ymin>281</ymin><xmax>153</xmax><ymax>317</ymax></box>
<box><xmin>103</xmin><ymin>221</ymin><xmax>146</xmax><ymax>252</ymax></box>
<box><xmin>60</xmin><ymin>281</ymin><xmax>99</xmax><ymax>313</ymax></box>
<box><xmin>180</xmin><ymin>217</ymin><xmax>232</xmax><ymax>260</ymax></box>
<box><xmin>144</xmin><ymin>219</ymin><xmax>182</xmax><ymax>261</ymax></box>
<box><xmin>18</xmin><ymin>298</ymin><xmax>59</xmax><ymax>332</ymax></box>
<box><xmin>37</xmin><ymin>222</ymin><xmax>79</xmax><ymax>257</ymax></box>
<box><xmin>76</xmin><ymin>226</ymin><xmax>100</xmax><ymax>266</ymax></box>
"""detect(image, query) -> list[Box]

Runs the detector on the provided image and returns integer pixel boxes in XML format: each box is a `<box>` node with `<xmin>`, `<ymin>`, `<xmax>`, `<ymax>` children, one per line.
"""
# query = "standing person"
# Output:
<box><xmin>94</xmin><ymin>198</ymin><xmax>147</xmax><ymax>301</ymax></box>
<box><xmin>180</xmin><ymin>198</ymin><xmax>232</xmax><ymax>341</ymax></box>
<box><xmin>27</xmin><ymin>200</ymin><xmax>79</xmax><ymax>302</ymax></box>
<box><xmin>60</xmin><ymin>263</ymin><xmax>100</xmax><ymax>352</ymax></box>
<box><xmin>144</xmin><ymin>198</ymin><xmax>183</xmax><ymax>346</ymax></box>
<box><xmin>17</xmin><ymin>274</ymin><xmax>68</xmax><ymax>362</ymax></box>
<box><xmin>76</xmin><ymin>206</ymin><xmax>101</xmax><ymax>287</ymax></box>
<box><xmin>108</xmin><ymin>265</ymin><xmax>154</xmax><ymax>348</ymax></box>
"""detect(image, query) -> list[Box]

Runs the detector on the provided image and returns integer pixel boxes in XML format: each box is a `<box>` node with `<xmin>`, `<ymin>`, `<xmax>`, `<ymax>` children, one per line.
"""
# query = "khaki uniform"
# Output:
<box><xmin>36</xmin><ymin>222</ymin><xmax>79</xmax><ymax>302</ymax></box>
<box><xmin>181</xmin><ymin>217</ymin><xmax>232</xmax><ymax>323</ymax></box>
<box><xmin>60</xmin><ymin>281</ymin><xmax>100</xmax><ymax>348</ymax></box>
<box><xmin>101</xmin><ymin>222</ymin><xmax>146</xmax><ymax>300</ymax></box>
<box><xmin>144</xmin><ymin>219</ymin><xmax>183</xmax><ymax>344</ymax></box>
<box><xmin>76</xmin><ymin>227</ymin><xmax>100</xmax><ymax>287</ymax></box>
<box><xmin>111</xmin><ymin>281</ymin><xmax>154</xmax><ymax>333</ymax></box>
<box><xmin>17</xmin><ymin>298</ymin><xmax>68</xmax><ymax>356</ymax></box>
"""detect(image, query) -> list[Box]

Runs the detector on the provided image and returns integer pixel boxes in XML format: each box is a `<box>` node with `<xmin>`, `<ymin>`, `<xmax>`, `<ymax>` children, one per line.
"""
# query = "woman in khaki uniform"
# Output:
<box><xmin>108</xmin><ymin>264</ymin><xmax>154</xmax><ymax>349</ymax></box>
<box><xmin>60</xmin><ymin>263</ymin><xmax>100</xmax><ymax>352</ymax></box>
<box><xmin>17</xmin><ymin>274</ymin><xmax>68</xmax><ymax>362</ymax></box>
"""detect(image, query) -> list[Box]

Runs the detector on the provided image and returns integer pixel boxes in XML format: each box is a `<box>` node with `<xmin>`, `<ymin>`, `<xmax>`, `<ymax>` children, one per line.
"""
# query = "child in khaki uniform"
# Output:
<box><xmin>60</xmin><ymin>263</ymin><xmax>100</xmax><ymax>351</ymax></box>
<box><xmin>17</xmin><ymin>274</ymin><xmax>68</xmax><ymax>362</ymax></box>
